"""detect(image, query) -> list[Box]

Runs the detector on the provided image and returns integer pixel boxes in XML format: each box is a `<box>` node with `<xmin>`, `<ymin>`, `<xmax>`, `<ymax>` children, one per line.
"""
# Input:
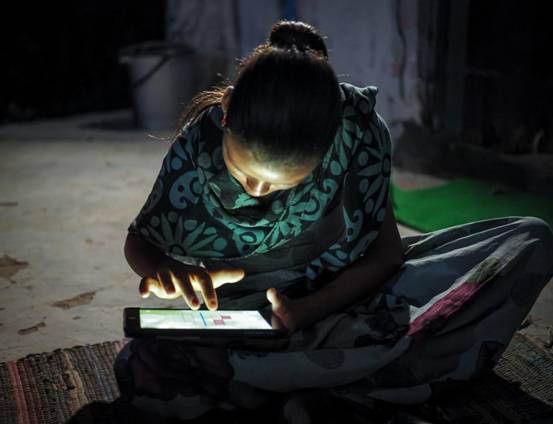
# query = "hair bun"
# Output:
<box><xmin>269</xmin><ymin>20</ymin><xmax>328</xmax><ymax>57</ymax></box>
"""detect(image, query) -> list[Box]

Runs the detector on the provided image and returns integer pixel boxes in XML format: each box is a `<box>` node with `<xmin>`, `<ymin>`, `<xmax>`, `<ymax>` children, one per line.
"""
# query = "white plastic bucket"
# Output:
<box><xmin>119</xmin><ymin>41</ymin><xmax>223</xmax><ymax>131</ymax></box>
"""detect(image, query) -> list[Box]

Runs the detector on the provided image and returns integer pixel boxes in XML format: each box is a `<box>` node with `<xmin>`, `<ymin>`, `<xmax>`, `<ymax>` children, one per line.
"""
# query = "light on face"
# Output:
<box><xmin>253</xmin><ymin>167</ymin><xmax>281</xmax><ymax>182</ymax></box>
<box><xmin>222</xmin><ymin>134</ymin><xmax>319</xmax><ymax>197</ymax></box>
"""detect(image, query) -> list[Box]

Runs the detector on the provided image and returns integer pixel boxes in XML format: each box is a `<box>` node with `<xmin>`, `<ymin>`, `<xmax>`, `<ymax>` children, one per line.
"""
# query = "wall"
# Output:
<box><xmin>166</xmin><ymin>0</ymin><xmax>423</xmax><ymax>126</ymax></box>
<box><xmin>298</xmin><ymin>0</ymin><xmax>421</xmax><ymax>126</ymax></box>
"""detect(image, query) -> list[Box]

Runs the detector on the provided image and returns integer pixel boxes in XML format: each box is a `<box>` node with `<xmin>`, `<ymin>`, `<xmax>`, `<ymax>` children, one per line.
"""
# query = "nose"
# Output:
<box><xmin>246</xmin><ymin>177</ymin><xmax>271</xmax><ymax>196</ymax></box>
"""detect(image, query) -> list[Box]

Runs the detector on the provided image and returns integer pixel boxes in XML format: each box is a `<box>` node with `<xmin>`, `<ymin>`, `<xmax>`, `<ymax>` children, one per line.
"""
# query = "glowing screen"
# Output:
<box><xmin>139</xmin><ymin>309</ymin><xmax>272</xmax><ymax>330</ymax></box>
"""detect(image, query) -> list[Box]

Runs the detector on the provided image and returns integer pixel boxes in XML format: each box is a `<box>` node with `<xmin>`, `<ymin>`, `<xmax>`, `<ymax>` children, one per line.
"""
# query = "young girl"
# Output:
<box><xmin>114</xmin><ymin>20</ymin><xmax>553</xmax><ymax>422</ymax></box>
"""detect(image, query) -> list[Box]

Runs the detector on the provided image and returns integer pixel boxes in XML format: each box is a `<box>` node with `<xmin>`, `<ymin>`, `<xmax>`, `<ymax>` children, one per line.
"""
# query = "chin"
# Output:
<box><xmin>246</xmin><ymin>191</ymin><xmax>268</xmax><ymax>198</ymax></box>
<box><xmin>244</xmin><ymin>188</ymin><xmax>278</xmax><ymax>198</ymax></box>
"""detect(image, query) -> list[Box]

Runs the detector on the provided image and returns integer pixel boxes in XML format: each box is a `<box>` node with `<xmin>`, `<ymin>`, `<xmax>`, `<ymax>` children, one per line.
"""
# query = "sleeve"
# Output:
<box><xmin>127</xmin><ymin>114</ymin><xmax>204</xmax><ymax>257</ymax></box>
<box><xmin>305</xmin><ymin>107</ymin><xmax>392</xmax><ymax>280</ymax></box>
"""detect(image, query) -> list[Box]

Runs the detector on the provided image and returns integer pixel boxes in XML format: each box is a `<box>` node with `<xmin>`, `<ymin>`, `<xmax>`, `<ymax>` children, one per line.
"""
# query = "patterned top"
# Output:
<box><xmin>129</xmin><ymin>82</ymin><xmax>392</xmax><ymax>280</ymax></box>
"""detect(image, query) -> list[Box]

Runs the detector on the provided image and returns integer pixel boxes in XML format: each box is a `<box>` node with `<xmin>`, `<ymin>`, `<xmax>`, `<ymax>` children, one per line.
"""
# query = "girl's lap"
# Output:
<box><xmin>115</xmin><ymin>217</ymin><xmax>553</xmax><ymax>412</ymax></box>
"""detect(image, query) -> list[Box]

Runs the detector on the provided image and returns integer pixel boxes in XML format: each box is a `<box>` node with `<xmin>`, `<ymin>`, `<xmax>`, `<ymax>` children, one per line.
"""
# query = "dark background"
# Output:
<box><xmin>464</xmin><ymin>0</ymin><xmax>553</xmax><ymax>153</ymax></box>
<box><xmin>1</xmin><ymin>0</ymin><xmax>165</xmax><ymax>122</ymax></box>
<box><xmin>2</xmin><ymin>0</ymin><xmax>552</xmax><ymax>161</ymax></box>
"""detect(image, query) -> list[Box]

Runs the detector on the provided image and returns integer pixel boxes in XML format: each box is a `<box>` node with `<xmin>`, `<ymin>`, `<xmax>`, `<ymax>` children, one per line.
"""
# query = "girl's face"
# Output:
<box><xmin>222</xmin><ymin>132</ymin><xmax>319</xmax><ymax>197</ymax></box>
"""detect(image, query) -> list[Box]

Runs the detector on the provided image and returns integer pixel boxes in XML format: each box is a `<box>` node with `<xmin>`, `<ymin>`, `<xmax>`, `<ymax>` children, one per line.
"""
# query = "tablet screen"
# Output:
<box><xmin>139</xmin><ymin>309</ymin><xmax>272</xmax><ymax>330</ymax></box>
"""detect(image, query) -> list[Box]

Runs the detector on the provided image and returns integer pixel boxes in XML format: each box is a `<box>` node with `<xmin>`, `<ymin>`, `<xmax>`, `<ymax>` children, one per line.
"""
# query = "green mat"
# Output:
<box><xmin>391</xmin><ymin>178</ymin><xmax>553</xmax><ymax>233</ymax></box>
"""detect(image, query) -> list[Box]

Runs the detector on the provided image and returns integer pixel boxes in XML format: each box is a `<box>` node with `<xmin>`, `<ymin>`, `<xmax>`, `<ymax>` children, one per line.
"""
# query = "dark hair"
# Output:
<box><xmin>178</xmin><ymin>20</ymin><xmax>342</xmax><ymax>168</ymax></box>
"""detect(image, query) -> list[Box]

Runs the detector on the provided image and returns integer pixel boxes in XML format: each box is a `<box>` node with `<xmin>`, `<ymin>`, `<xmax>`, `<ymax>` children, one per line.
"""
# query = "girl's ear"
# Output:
<box><xmin>221</xmin><ymin>86</ymin><xmax>234</xmax><ymax>114</ymax></box>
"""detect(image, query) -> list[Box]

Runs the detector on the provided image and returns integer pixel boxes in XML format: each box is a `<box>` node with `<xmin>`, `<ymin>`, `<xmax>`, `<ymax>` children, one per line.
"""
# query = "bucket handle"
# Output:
<box><xmin>130</xmin><ymin>54</ymin><xmax>171</xmax><ymax>89</ymax></box>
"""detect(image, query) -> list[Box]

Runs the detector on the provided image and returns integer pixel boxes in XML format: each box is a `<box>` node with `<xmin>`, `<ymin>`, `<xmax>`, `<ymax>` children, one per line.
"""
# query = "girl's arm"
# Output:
<box><xmin>124</xmin><ymin>232</ymin><xmax>168</xmax><ymax>278</ymax></box>
<box><xmin>269</xmin><ymin>198</ymin><xmax>404</xmax><ymax>332</ymax></box>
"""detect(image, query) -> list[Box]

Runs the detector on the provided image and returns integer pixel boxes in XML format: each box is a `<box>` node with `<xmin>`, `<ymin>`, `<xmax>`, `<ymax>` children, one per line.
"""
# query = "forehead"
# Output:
<box><xmin>223</xmin><ymin>132</ymin><xmax>318</xmax><ymax>184</ymax></box>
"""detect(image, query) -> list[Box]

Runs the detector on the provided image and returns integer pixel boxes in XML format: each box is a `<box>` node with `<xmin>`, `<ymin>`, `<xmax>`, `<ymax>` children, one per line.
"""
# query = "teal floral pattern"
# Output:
<box><xmin>129</xmin><ymin>83</ymin><xmax>391</xmax><ymax>279</ymax></box>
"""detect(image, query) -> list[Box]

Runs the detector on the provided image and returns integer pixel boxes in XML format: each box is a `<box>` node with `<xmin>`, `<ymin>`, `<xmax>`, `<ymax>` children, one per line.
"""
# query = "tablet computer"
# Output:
<box><xmin>124</xmin><ymin>307</ymin><xmax>287</xmax><ymax>347</ymax></box>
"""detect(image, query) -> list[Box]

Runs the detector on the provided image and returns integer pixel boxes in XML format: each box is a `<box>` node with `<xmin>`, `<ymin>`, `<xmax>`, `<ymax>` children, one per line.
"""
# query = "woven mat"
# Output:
<box><xmin>429</xmin><ymin>332</ymin><xmax>553</xmax><ymax>423</ymax></box>
<box><xmin>0</xmin><ymin>333</ymin><xmax>552</xmax><ymax>424</ymax></box>
<box><xmin>0</xmin><ymin>339</ymin><xmax>128</xmax><ymax>424</ymax></box>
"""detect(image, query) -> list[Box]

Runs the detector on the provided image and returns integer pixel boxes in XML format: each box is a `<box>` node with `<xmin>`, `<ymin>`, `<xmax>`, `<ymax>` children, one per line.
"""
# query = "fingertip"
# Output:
<box><xmin>229</xmin><ymin>268</ymin><xmax>246</xmax><ymax>282</ymax></box>
<box><xmin>266</xmin><ymin>287</ymin><xmax>276</xmax><ymax>301</ymax></box>
<box><xmin>204</xmin><ymin>295</ymin><xmax>218</xmax><ymax>310</ymax></box>
<box><xmin>138</xmin><ymin>281</ymin><xmax>148</xmax><ymax>296</ymax></box>
<box><xmin>229</xmin><ymin>272</ymin><xmax>244</xmax><ymax>283</ymax></box>
<box><xmin>187</xmin><ymin>296</ymin><xmax>200</xmax><ymax>310</ymax></box>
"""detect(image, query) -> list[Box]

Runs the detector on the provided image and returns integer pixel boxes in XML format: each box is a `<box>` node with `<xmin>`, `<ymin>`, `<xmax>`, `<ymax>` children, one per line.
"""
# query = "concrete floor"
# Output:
<box><xmin>0</xmin><ymin>110</ymin><xmax>551</xmax><ymax>362</ymax></box>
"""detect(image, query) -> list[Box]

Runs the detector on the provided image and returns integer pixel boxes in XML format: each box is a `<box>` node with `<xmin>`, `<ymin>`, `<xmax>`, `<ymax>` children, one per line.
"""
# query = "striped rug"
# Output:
<box><xmin>0</xmin><ymin>333</ymin><xmax>552</xmax><ymax>423</ymax></box>
<box><xmin>0</xmin><ymin>339</ymin><xmax>128</xmax><ymax>423</ymax></box>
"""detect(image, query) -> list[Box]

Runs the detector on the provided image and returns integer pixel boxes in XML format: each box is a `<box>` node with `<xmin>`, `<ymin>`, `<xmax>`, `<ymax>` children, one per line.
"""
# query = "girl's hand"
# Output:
<box><xmin>139</xmin><ymin>260</ymin><xmax>245</xmax><ymax>310</ymax></box>
<box><xmin>266</xmin><ymin>288</ymin><xmax>309</xmax><ymax>334</ymax></box>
